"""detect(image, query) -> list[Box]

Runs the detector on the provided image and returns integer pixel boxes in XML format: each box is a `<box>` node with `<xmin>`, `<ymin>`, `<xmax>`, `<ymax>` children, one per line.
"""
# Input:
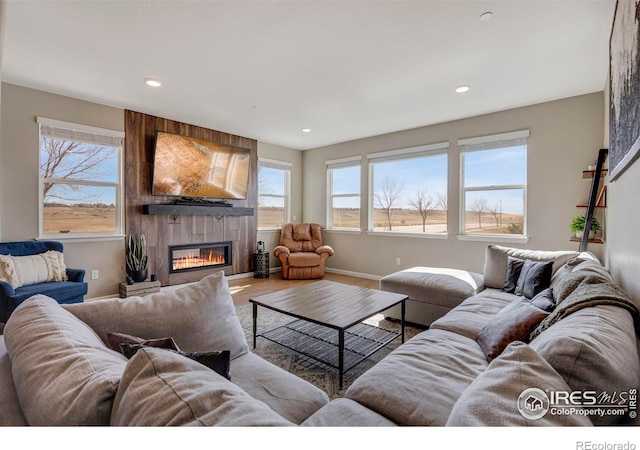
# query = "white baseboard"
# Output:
<box><xmin>325</xmin><ymin>267</ymin><xmax>382</xmax><ymax>281</ymax></box>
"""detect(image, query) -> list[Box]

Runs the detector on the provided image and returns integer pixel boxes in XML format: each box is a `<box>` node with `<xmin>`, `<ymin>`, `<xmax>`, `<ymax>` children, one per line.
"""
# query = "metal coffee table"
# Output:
<box><xmin>249</xmin><ymin>280</ymin><xmax>407</xmax><ymax>388</ymax></box>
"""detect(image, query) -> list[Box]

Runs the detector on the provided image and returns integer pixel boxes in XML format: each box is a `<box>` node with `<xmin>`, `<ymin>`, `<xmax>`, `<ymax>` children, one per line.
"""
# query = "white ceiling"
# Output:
<box><xmin>2</xmin><ymin>0</ymin><xmax>615</xmax><ymax>150</ymax></box>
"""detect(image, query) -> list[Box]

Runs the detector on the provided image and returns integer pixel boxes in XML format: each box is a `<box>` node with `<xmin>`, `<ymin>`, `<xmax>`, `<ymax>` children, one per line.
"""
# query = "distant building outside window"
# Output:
<box><xmin>459</xmin><ymin>130</ymin><xmax>529</xmax><ymax>236</ymax></box>
<box><xmin>258</xmin><ymin>158</ymin><xmax>291</xmax><ymax>229</ymax></box>
<box><xmin>38</xmin><ymin>117</ymin><xmax>124</xmax><ymax>238</ymax></box>
<box><xmin>327</xmin><ymin>156</ymin><xmax>361</xmax><ymax>230</ymax></box>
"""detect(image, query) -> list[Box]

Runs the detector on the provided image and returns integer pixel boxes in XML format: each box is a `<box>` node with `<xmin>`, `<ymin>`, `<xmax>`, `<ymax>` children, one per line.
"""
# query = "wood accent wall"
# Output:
<box><xmin>124</xmin><ymin>110</ymin><xmax>258</xmax><ymax>286</ymax></box>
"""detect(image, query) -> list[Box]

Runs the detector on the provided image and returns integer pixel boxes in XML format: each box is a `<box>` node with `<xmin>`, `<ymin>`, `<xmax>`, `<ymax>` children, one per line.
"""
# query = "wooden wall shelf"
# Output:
<box><xmin>570</xmin><ymin>237</ymin><xmax>604</xmax><ymax>244</ymax></box>
<box><xmin>143</xmin><ymin>204</ymin><xmax>254</xmax><ymax>217</ymax></box>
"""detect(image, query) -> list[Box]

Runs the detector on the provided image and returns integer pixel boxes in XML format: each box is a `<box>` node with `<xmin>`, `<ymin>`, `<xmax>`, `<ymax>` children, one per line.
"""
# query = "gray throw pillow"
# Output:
<box><xmin>515</xmin><ymin>260</ymin><xmax>553</xmax><ymax>299</ymax></box>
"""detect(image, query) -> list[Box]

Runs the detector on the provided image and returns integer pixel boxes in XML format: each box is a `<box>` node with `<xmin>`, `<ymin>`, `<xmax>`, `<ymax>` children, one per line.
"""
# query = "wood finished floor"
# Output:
<box><xmin>227</xmin><ymin>272</ymin><xmax>379</xmax><ymax>307</ymax></box>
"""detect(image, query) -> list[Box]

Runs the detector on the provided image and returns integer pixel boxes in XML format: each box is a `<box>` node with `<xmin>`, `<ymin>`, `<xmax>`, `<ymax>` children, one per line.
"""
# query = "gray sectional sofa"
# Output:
<box><xmin>0</xmin><ymin>245</ymin><xmax>638</xmax><ymax>426</ymax></box>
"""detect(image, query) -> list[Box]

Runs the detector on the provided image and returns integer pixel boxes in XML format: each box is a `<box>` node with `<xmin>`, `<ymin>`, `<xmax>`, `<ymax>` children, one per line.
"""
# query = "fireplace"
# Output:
<box><xmin>169</xmin><ymin>242</ymin><xmax>232</xmax><ymax>274</ymax></box>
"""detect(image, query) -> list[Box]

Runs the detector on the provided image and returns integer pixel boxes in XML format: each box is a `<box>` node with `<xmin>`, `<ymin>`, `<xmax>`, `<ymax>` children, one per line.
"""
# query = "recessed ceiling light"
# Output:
<box><xmin>455</xmin><ymin>85</ymin><xmax>470</xmax><ymax>93</ymax></box>
<box><xmin>252</xmin><ymin>105</ymin><xmax>260</xmax><ymax>110</ymax></box>
<box><xmin>480</xmin><ymin>11</ymin><xmax>493</xmax><ymax>21</ymax></box>
<box><xmin>144</xmin><ymin>78</ymin><xmax>162</xmax><ymax>87</ymax></box>
<box><xmin>301</xmin><ymin>128</ymin><xmax>312</xmax><ymax>133</ymax></box>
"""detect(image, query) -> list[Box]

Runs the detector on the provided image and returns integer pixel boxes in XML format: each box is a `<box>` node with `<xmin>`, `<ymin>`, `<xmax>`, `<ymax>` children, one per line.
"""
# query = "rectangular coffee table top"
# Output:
<box><xmin>249</xmin><ymin>280</ymin><xmax>407</xmax><ymax>330</ymax></box>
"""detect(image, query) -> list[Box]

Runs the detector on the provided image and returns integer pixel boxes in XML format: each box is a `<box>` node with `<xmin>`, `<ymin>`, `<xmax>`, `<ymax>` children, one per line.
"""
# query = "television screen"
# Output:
<box><xmin>152</xmin><ymin>131</ymin><xmax>251</xmax><ymax>200</ymax></box>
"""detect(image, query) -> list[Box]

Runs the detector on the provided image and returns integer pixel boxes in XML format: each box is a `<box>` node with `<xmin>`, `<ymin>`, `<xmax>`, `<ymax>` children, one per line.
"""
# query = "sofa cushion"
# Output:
<box><xmin>529</xmin><ymin>305</ymin><xmax>640</xmax><ymax>425</ymax></box>
<box><xmin>3</xmin><ymin>295</ymin><xmax>128</xmax><ymax>425</ymax></box>
<box><xmin>430</xmin><ymin>288</ymin><xmax>514</xmax><ymax>340</ymax></box>
<box><xmin>288</xmin><ymin>252</ymin><xmax>321</xmax><ymax>268</ymax></box>
<box><xmin>64</xmin><ymin>271</ymin><xmax>248</xmax><ymax>358</ymax></box>
<box><xmin>230</xmin><ymin>351</ymin><xmax>330</xmax><ymax>424</ymax></box>
<box><xmin>110</xmin><ymin>347</ymin><xmax>293</xmax><ymax>426</ymax></box>
<box><xmin>301</xmin><ymin>398</ymin><xmax>397</xmax><ymax>427</ymax></box>
<box><xmin>345</xmin><ymin>329</ymin><xmax>488</xmax><ymax>425</ymax></box>
<box><xmin>446</xmin><ymin>341</ymin><xmax>593</xmax><ymax>426</ymax></box>
<box><xmin>476</xmin><ymin>298</ymin><xmax>549</xmax><ymax>362</ymax></box>
<box><xmin>8</xmin><ymin>280</ymin><xmax>87</xmax><ymax>303</ymax></box>
<box><xmin>0</xmin><ymin>337</ymin><xmax>28</xmax><ymax>426</ymax></box>
<box><xmin>483</xmin><ymin>245</ymin><xmax>579</xmax><ymax>290</ymax></box>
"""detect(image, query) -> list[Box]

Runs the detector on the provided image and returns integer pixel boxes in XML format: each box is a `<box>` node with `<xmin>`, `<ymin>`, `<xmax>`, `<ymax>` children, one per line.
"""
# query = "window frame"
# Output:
<box><xmin>458</xmin><ymin>130</ymin><xmax>529</xmax><ymax>241</ymax></box>
<box><xmin>37</xmin><ymin>117</ymin><xmax>124</xmax><ymax>240</ymax></box>
<box><xmin>257</xmin><ymin>157</ymin><xmax>292</xmax><ymax>230</ymax></box>
<box><xmin>367</xmin><ymin>143</ymin><xmax>449</xmax><ymax>237</ymax></box>
<box><xmin>326</xmin><ymin>156</ymin><xmax>362</xmax><ymax>231</ymax></box>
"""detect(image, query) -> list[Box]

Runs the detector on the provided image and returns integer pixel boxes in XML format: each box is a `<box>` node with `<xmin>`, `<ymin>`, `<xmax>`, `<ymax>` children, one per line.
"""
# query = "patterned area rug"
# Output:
<box><xmin>235</xmin><ymin>303</ymin><xmax>427</xmax><ymax>399</ymax></box>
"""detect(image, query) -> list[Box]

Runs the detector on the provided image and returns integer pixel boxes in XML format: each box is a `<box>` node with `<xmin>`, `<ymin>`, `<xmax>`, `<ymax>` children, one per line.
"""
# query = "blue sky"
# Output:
<box><xmin>40</xmin><ymin>140</ymin><xmax>119</xmax><ymax>205</ymax></box>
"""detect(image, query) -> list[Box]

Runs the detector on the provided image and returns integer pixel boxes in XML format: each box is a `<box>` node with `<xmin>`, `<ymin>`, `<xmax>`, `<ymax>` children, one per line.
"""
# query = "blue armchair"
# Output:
<box><xmin>0</xmin><ymin>240</ymin><xmax>87</xmax><ymax>322</ymax></box>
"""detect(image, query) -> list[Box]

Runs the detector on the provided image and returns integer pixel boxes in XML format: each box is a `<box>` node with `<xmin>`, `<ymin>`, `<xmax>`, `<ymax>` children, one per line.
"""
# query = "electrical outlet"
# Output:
<box><xmin>91</xmin><ymin>270</ymin><xmax>99</xmax><ymax>280</ymax></box>
<box><xmin>395</xmin><ymin>258</ymin><xmax>401</xmax><ymax>265</ymax></box>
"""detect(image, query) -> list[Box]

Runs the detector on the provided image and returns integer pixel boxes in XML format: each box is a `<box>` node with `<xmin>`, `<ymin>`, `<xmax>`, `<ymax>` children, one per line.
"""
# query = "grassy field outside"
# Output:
<box><xmin>259</xmin><ymin>206</ymin><xmax>523</xmax><ymax>234</ymax></box>
<box><xmin>43</xmin><ymin>204</ymin><xmax>116</xmax><ymax>234</ymax></box>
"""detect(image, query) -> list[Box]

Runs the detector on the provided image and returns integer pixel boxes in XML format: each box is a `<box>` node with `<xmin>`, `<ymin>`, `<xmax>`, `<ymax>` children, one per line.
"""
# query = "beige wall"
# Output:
<box><xmin>603</xmin><ymin>74</ymin><xmax>640</xmax><ymax>303</ymax></box>
<box><xmin>0</xmin><ymin>83</ymin><xmax>125</xmax><ymax>298</ymax></box>
<box><xmin>302</xmin><ymin>92</ymin><xmax>605</xmax><ymax>277</ymax></box>
<box><xmin>256</xmin><ymin>141</ymin><xmax>303</xmax><ymax>268</ymax></box>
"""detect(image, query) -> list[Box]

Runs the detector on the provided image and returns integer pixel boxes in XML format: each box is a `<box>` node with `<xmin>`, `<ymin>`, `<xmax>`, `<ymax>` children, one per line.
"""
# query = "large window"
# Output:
<box><xmin>38</xmin><ymin>117</ymin><xmax>124</xmax><ymax>238</ymax></box>
<box><xmin>258</xmin><ymin>158</ymin><xmax>291</xmax><ymax>229</ymax></box>
<box><xmin>460</xmin><ymin>130</ymin><xmax>528</xmax><ymax>237</ymax></box>
<box><xmin>327</xmin><ymin>156</ymin><xmax>361</xmax><ymax>230</ymax></box>
<box><xmin>368</xmin><ymin>143</ymin><xmax>448</xmax><ymax>234</ymax></box>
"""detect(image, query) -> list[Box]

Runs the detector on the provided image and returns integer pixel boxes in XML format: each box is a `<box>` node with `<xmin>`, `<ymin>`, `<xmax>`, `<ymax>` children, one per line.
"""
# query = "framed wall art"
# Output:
<box><xmin>609</xmin><ymin>0</ymin><xmax>640</xmax><ymax>181</ymax></box>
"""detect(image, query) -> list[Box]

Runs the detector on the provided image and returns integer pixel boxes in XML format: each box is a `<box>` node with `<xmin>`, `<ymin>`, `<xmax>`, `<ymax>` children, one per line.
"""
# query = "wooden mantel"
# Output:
<box><xmin>143</xmin><ymin>204</ymin><xmax>254</xmax><ymax>217</ymax></box>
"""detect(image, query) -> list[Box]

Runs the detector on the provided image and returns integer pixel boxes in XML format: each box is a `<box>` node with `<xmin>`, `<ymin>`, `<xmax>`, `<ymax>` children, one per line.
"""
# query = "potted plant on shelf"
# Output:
<box><xmin>570</xmin><ymin>215</ymin><xmax>601</xmax><ymax>239</ymax></box>
<box><xmin>126</xmin><ymin>234</ymin><xmax>148</xmax><ymax>283</ymax></box>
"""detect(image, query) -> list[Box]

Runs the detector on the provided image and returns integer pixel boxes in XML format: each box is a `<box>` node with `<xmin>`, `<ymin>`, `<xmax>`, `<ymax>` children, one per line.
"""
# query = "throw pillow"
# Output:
<box><xmin>106</xmin><ymin>331</ymin><xmax>181</xmax><ymax>353</ymax></box>
<box><xmin>41</xmin><ymin>250</ymin><xmax>68</xmax><ymax>282</ymax></box>
<box><xmin>503</xmin><ymin>257</ymin><xmax>525</xmax><ymax>293</ymax></box>
<box><xmin>515</xmin><ymin>259</ymin><xmax>553</xmax><ymax>299</ymax></box>
<box><xmin>63</xmin><ymin>271</ymin><xmax>249</xmax><ymax>359</ymax></box>
<box><xmin>11</xmin><ymin>254</ymin><xmax>49</xmax><ymax>287</ymax></box>
<box><xmin>3</xmin><ymin>295</ymin><xmax>128</xmax><ymax>425</ymax></box>
<box><xmin>111</xmin><ymin>347</ymin><xmax>293</xmax><ymax>426</ymax></box>
<box><xmin>0</xmin><ymin>254</ymin><xmax>19</xmax><ymax>289</ymax></box>
<box><xmin>446</xmin><ymin>341</ymin><xmax>593</xmax><ymax>426</ymax></box>
<box><xmin>119</xmin><ymin>343</ymin><xmax>231</xmax><ymax>380</ymax></box>
<box><xmin>530</xmin><ymin>288</ymin><xmax>555</xmax><ymax>312</ymax></box>
<box><xmin>0</xmin><ymin>251</ymin><xmax>68</xmax><ymax>289</ymax></box>
<box><xmin>476</xmin><ymin>298</ymin><xmax>550</xmax><ymax>362</ymax></box>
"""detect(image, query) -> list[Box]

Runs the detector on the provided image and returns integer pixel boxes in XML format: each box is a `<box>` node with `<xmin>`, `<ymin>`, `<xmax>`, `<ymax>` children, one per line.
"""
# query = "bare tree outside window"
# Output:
<box><xmin>489</xmin><ymin>200</ymin><xmax>502</xmax><ymax>227</ymax></box>
<box><xmin>374</xmin><ymin>175</ymin><xmax>404</xmax><ymax>231</ymax></box>
<box><xmin>40</xmin><ymin>138</ymin><xmax>113</xmax><ymax>202</ymax></box>
<box><xmin>470</xmin><ymin>198</ymin><xmax>488</xmax><ymax>229</ymax></box>
<box><xmin>39</xmin><ymin>132</ymin><xmax>120</xmax><ymax>235</ymax></box>
<box><xmin>408</xmin><ymin>189</ymin><xmax>435</xmax><ymax>232</ymax></box>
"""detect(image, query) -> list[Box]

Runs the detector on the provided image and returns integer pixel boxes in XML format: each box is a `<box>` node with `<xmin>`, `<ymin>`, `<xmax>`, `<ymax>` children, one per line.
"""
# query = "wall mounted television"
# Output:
<box><xmin>152</xmin><ymin>131</ymin><xmax>251</xmax><ymax>200</ymax></box>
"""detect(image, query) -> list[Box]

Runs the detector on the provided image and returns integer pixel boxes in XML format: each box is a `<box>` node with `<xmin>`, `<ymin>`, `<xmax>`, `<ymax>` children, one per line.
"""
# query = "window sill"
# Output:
<box><xmin>325</xmin><ymin>229</ymin><xmax>362</xmax><ymax>235</ymax></box>
<box><xmin>257</xmin><ymin>227</ymin><xmax>282</xmax><ymax>233</ymax></box>
<box><xmin>38</xmin><ymin>234</ymin><xmax>125</xmax><ymax>243</ymax></box>
<box><xmin>456</xmin><ymin>234</ymin><xmax>530</xmax><ymax>244</ymax></box>
<box><xmin>366</xmin><ymin>231</ymin><xmax>449</xmax><ymax>239</ymax></box>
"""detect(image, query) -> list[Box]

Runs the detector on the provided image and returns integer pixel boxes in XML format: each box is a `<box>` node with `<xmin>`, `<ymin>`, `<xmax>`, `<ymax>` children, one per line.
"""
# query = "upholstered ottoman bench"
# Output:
<box><xmin>380</xmin><ymin>267</ymin><xmax>484</xmax><ymax>327</ymax></box>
